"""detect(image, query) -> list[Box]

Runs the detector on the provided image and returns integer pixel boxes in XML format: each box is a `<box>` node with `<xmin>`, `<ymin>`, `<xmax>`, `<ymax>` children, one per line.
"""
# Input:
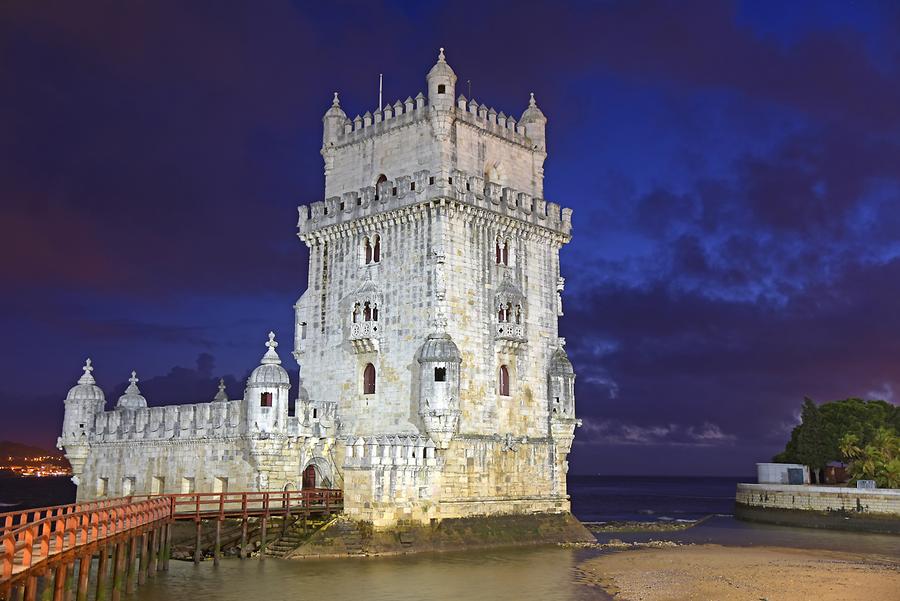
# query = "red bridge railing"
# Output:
<box><xmin>0</xmin><ymin>488</ymin><xmax>343</xmax><ymax>600</ymax></box>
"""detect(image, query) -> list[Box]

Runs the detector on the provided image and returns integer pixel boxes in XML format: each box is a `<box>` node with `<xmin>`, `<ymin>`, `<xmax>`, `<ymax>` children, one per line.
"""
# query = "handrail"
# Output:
<box><xmin>1</xmin><ymin>496</ymin><xmax>139</xmax><ymax>536</ymax></box>
<box><xmin>1</xmin><ymin>497</ymin><xmax>171</xmax><ymax>582</ymax></box>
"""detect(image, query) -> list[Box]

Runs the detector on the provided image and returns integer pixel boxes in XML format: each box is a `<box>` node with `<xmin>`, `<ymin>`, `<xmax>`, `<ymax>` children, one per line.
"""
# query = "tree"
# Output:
<box><xmin>840</xmin><ymin>428</ymin><xmax>900</xmax><ymax>488</ymax></box>
<box><xmin>774</xmin><ymin>397</ymin><xmax>900</xmax><ymax>485</ymax></box>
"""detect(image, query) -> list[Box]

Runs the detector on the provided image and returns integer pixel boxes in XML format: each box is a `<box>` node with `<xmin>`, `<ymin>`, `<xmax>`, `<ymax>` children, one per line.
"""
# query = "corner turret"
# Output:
<box><xmin>520</xmin><ymin>92</ymin><xmax>547</xmax><ymax>151</ymax></box>
<box><xmin>322</xmin><ymin>92</ymin><xmax>347</xmax><ymax>148</ymax></box>
<box><xmin>61</xmin><ymin>359</ymin><xmax>105</xmax><ymax>442</ymax></box>
<box><xmin>244</xmin><ymin>332</ymin><xmax>290</xmax><ymax>434</ymax></box>
<box><xmin>426</xmin><ymin>48</ymin><xmax>456</xmax><ymax>111</ymax></box>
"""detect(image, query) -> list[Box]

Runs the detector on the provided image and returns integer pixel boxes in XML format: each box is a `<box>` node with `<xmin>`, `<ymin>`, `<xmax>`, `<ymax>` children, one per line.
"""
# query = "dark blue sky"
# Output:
<box><xmin>2</xmin><ymin>1</ymin><xmax>898</xmax><ymax>475</ymax></box>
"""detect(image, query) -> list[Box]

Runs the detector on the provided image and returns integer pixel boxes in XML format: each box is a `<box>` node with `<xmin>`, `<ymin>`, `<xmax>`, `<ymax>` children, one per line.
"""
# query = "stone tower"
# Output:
<box><xmin>295</xmin><ymin>49</ymin><xmax>579</xmax><ymax>526</ymax></box>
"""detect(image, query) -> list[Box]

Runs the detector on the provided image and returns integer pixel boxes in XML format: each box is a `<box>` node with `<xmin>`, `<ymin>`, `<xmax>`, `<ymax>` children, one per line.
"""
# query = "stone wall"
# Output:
<box><xmin>736</xmin><ymin>483</ymin><xmax>900</xmax><ymax>515</ymax></box>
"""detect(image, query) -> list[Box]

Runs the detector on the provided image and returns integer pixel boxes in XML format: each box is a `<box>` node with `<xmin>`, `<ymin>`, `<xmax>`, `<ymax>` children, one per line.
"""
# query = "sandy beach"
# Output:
<box><xmin>579</xmin><ymin>544</ymin><xmax>900</xmax><ymax>601</ymax></box>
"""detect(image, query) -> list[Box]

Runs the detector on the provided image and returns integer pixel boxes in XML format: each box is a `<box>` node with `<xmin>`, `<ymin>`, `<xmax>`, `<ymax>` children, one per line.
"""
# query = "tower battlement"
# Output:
<box><xmin>298</xmin><ymin>166</ymin><xmax>572</xmax><ymax>240</ymax></box>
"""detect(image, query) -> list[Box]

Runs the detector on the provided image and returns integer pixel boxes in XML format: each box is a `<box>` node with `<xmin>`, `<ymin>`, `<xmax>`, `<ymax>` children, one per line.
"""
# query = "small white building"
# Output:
<box><xmin>59</xmin><ymin>49</ymin><xmax>580</xmax><ymax>528</ymax></box>
<box><xmin>756</xmin><ymin>462</ymin><xmax>810</xmax><ymax>485</ymax></box>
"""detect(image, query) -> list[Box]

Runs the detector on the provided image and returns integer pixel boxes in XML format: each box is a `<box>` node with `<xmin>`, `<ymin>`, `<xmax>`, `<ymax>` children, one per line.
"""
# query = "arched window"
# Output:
<box><xmin>352</xmin><ymin>303</ymin><xmax>360</xmax><ymax>323</ymax></box>
<box><xmin>365</xmin><ymin>237</ymin><xmax>372</xmax><ymax>264</ymax></box>
<box><xmin>363</xmin><ymin>363</ymin><xmax>376</xmax><ymax>395</ymax></box>
<box><xmin>515</xmin><ymin>305</ymin><xmax>522</xmax><ymax>324</ymax></box>
<box><xmin>363</xmin><ymin>302</ymin><xmax>372</xmax><ymax>321</ymax></box>
<box><xmin>372</xmin><ymin>235</ymin><xmax>380</xmax><ymax>263</ymax></box>
<box><xmin>498</xmin><ymin>306</ymin><xmax>506</xmax><ymax>322</ymax></box>
<box><xmin>372</xmin><ymin>306</ymin><xmax>379</xmax><ymax>321</ymax></box>
<box><xmin>498</xmin><ymin>365</ymin><xmax>510</xmax><ymax>396</ymax></box>
<box><xmin>374</xmin><ymin>174</ymin><xmax>387</xmax><ymax>200</ymax></box>
<box><xmin>363</xmin><ymin>234</ymin><xmax>381</xmax><ymax>265</ymax></box>
<box><xmin>502</xmin><ymin>241</ymin><xmax>509</xmax><ymax>266</ymax></box>
<box><xmin>495</xmin><ymin>240</ymin><xmax>502</xmax><ymax>264</ymax></box>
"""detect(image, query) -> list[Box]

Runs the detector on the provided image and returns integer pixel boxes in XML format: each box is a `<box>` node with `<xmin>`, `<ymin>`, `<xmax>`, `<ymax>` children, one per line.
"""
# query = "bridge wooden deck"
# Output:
<box><xmin>1</xmin><ymin>489</ymin><xmax>342</xmax><ymax>601</ymax></box>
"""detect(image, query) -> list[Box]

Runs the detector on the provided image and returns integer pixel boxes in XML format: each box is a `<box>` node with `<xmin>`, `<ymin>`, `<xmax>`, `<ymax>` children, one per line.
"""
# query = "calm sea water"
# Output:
<box><xmin>3</xmin><ymin>475</ymin><xmax>898</xmax><ymax>601</ymax></box>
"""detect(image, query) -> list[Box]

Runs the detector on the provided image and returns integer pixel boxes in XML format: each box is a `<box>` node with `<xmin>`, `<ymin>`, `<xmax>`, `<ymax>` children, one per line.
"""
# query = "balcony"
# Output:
<box><xmin>349</xmin><ymin>321</ymin><xmax>379</xmax><ymax>353</ymax></box>
<box><xmin>495</xmin><ymin>323</ymin><xmax>526</xmax><ymax>350</ymax></box>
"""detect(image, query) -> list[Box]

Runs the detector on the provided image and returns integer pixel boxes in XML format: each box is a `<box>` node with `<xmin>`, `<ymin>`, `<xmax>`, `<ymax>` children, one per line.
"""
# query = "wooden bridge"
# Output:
<box><xmin>1</xmin><ymin>489</ymin><xmax>343</xmax><ymax>601</ymax></box>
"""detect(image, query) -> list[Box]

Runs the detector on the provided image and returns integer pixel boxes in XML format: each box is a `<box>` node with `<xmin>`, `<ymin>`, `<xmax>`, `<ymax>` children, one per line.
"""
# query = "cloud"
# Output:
<box><xmin>578</xmin><ymin>418</ymin><xmax>736</xmax><ymax>447</ymax></box>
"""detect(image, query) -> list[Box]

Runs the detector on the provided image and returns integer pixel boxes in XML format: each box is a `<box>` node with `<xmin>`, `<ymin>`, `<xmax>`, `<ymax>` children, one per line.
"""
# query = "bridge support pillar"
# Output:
<box><xmin>95</xmin><ymin>547</ymin><xmax>109</xmax><ymax>601</ymax></box>
<box><xmin>193</xmin><ymin>522</ymin><xmax>202</xmax><ymax>565</ymax></box>
<box><xmin>125</xmin><ymin>536</ymin><xmax>137</xmax><ymax>594</ymax></box>
<box><xmin>259</xmin><ymin>517</ymin><xmax>267</xmax><ymax>560</ymax></box>
<box><xmin>76</xmin><ymin>555</ymin><xmax>90</xmax><ymax>601</ymax></box>
<box><xmin>137</xmin><ymin>534</ymin><xmax>149</xmax><ymax>585</ymax></box>
<box><xmin>213</xmin><ymin>521</ymin><xmax>221</xmax><ymax>567</ymax></box>
<box><xmin>111</xmin><ymin>542</ymin><xmax>125</xmax><ymax>601</ymax></box>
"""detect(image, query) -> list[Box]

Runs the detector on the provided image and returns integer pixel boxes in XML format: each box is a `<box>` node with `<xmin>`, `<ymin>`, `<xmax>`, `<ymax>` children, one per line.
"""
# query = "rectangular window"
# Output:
<box><xmin>213</xmin><ymin>477</ymin><xmax>228</xmax><ymax>494</ymax></box>
<box><xmin>97</xmin><ymin>477</ymin><xmax>109</xmax><ymax>497</ymax></box>
<box><xmin>151</xmin><ymin>476</ymin><xmax>165</xmax><ymax>495</ymax></box>
<box><xmin>260</xmin><ymin>391</ymin><xmax>273</xmax><ymax>407</ymax></box>
<box><xmin>434</xmin><ymin>367</ymin><xmax>447</xmax><ymax>382</ymax></box>
<box><xmin>181</xmin><ymin>477</ymin><xmax>195</xmax><ymax>494</ymax></box>
<box><xmin>122</xmin><ymin>477</ymin><xmax>135</xmax><ymax>496</ymax></box>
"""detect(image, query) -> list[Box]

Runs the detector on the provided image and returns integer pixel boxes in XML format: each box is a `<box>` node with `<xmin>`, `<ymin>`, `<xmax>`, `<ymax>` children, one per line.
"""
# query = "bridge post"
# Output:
<box><xmin>148</xmin><ymin>528</ymin><xmax>159</xmax><ymax>575</ymax></box>
<box><xmin>193</xmin><ymin>522</ymin><xmax>202</xmax><ymax>565</ymax></box>
<box><xmin>111</xmin><ymin>542</ymin><xmax>125</xmax><ymax>601</ymax></box>
<box><xmin>23</xmin><ymin>574</ymin><xmax>37</xmax><ymax>601</ymax></box>
<box><xmin>95</xmin><ymin>547</ymin><xmax>108</xmax><ymax>601</ymax></box>
<box><xmin>125</xmin><ymin>536</ymin><xmax>137</xmax><ymax>593</ymax></box>
<box><xmin>75</xmin><ymin>555</ymin><xmax>90</xmax><ymax>601</ymax></box>
<box><xmin>239</xmin><ymin>519</ymin><xmax>248</xmax><ymax>559</ymax></box>
<box><xmin>137</xmin><ymin>534</ymin><xmax>148</xmax><ymax>585</ymax></box>
<box><xmin>259</xmin><ymin>517</ymin><xmax>267</xmax><ymax>560</ymax></box>
<box><xmin>64</xmin><ymin>562</ymin><xmax>74</xmax><ymax>601</ymax></box>
<box><xmin>161</xmin><ymin>523</ymin><xmax>171</xmax><ymax>571</ymax></box>
<box><xmin>52</xmin><ymin>564</ymin><xmax>65</xmax><ymax>601</ymax></box>
<box><xmin>213</xmin><ymin>521</ymin><xmax>221</xmax><ymax>567</ymax></box>
<box><xmin>39</xmin><ymin>573</ymin><xmax>51</xmax><ymax>601</ymax></box>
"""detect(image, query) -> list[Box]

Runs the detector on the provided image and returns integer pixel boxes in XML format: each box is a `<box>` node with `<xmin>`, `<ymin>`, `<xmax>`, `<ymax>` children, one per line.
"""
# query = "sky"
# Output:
<box><xmin>1</xmin><ymin>0</ymin><xmax>898</xmax><ymax>476</ymax></box>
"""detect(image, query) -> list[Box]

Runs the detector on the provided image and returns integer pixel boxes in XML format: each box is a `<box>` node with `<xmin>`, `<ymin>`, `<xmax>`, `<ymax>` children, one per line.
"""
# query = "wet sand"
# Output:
<box><xmin>579</xmin><ymin>544</ymin><xmax>900</xmax><ymax>601</ymax></box>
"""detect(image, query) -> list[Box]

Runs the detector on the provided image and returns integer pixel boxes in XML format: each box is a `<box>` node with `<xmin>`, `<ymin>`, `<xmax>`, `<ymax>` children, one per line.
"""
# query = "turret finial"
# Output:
<box><xmin>332</xmin><ymin>91</ymin><xmax>340</xmax><ymax>107</ymax></box>
<box><xmin>78</xmin><ymin>358</ymin><xmax>96</xmax><ymax>385</ymax></box>
<box><xmin>261</xmin><ymin>331</ymin><xmax>282</xmax><ymax>365</ymax></box>
<box><xmin>128</xmin><ymin>371</ymin><xmax>138</xmax><ymax>386</ymax></box>
<box><xmin>213</xmin><ymin>377</ymin><xmax>228</xmax><ymax>402</ymax></box>
<box><xmin>529</xmin><ymin>92</ymin><xmax>536</xmax><ymax>107</ymax></box>
<box><xmin>438</xmin><ymin>47</ymin><xmax>445</xmax><ymax>62</ymax></box>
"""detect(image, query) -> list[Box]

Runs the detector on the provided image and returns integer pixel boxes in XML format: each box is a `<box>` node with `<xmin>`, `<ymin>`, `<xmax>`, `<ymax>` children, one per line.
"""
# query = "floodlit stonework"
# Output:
<box><xmin>59</xmin><ymin>49</ymin><xmax>580</xmax><ymax>528</ymax></box>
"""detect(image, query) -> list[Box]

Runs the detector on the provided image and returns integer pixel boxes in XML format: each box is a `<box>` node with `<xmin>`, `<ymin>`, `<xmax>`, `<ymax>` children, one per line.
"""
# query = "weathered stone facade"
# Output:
<box><xmin>59</xmin><ymin>49</ymin><xmax>580</xmax><ymax>529</ymax></box>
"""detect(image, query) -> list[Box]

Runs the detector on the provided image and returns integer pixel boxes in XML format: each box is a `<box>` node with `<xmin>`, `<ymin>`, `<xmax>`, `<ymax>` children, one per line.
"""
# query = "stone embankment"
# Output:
<box><xmin>735</xmin><ymin>483</ymin><xmax>900</xmax><ymax>533</ymax></box>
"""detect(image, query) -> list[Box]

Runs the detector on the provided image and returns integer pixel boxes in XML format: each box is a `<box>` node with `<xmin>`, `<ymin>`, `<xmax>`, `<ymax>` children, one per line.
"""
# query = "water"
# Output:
<box><xmin>0</xmin><ymin>473</ymin><xmax>75</xmax><ymax>510</ymax></box>
<box><xmin>3</xmin><ymin>475</ymin><xmax>897</xmax><ymax>601</ymax></box>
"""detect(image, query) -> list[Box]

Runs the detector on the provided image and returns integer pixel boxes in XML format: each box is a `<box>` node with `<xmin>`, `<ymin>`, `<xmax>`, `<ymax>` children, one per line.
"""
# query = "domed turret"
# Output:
<box><xmin>244</xmin><ymin>332</ymin><xmax>291</xmax><ymax>434</ymax></box>
<box><xmin>116</xmin><ymin>371</ymin><xmax>147</xmax><ymax>410</ymax></box>
<box><xmin>548</xmin><ymin>347</ymin><xmax>575</xmax><ymax>419</ymax></box>
<box><xmin>66</xmin><ymin>358</ymin><xmax>105</xmax><ymax>403</ymax></box>
<box><xmin>519</xmin><ymin>92</ymin><xmax>547</xmax><ymax>151</ymax></box>
<box><xmin>417</xmin><ymin>333</ymin><xmax>461</xmax><ymax>448</ymax></box>
<box><xmin>322</xmin><ymin>92</ymin><xmax>347</xmax><ymax>147</ymax></box>
<box><xmin>426</xmin><ymin>48</ymin><xmax>456</xmax><ymax>111</ymax></box>
<box><xmin>62</xmin><ymin>359</ymin><xmax>105</xmax><ymax>442</ymax></box>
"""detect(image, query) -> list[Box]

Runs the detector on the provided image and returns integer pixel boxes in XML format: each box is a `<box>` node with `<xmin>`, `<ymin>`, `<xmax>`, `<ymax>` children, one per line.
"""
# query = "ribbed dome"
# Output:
<box><xmin>247</xmin><ymin>332</ymin><xmax>290</xmax><ymax>386</ymax></box>
<box><xmin>66</xmin><ymin>359</ymin><xmax>105</xmax><ymax>402</ymax></box>
<box><xmin>549</xmin><ymin>348</ymin><xmax>574</xmax><ymax>376</ymax></box>
<box><xmin>248</xmin><ymin>363</ymin><xmax>290</xmax><ymax>386</ymax></box>
<box><xmin>116</xmin><ymin>371</ymin><xmax>147</xmax><ymax>410</ymax></box>
<box><xmin>324</xmin><ymin>92</ymin><xmax>347</xmax><ymax>119</ymax></box>
<box><xmin>418</xmin><ymin>333</ymin><xmax>461</xmax><ymax>363</ymax></box>
<box><xmin>427</xmin><ymin>48</ymin><xmax>457</xmax><ymax>82</ymax></box>
<box><xmin>520</xmin><ymin>92</ymin><xmax>546</xmax><ymax>123</ymax></box>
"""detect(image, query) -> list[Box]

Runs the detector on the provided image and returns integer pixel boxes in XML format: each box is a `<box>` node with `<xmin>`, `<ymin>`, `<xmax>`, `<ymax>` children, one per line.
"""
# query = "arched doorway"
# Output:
<box><xmin>302</xmin><ymin>464</ymin><xmax>317</xmax><ymax>489</ymax></box>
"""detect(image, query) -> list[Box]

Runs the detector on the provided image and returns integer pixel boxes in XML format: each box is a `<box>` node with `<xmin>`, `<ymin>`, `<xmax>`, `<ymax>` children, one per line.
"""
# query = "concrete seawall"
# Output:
<box><xmin>735</xmin><ymin>483</ymin><xmax>900</xmax><ymax>534</ymax></box>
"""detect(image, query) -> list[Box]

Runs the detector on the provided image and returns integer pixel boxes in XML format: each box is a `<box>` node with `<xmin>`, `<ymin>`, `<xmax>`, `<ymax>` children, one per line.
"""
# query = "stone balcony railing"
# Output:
<box><xmin>349</xmin><ymin>321</ymin><xmax>379</xmax><ymax>353</ymax></box>
<box><xmin>495</xmin><ymin>323</ymin><xmax>525</xmax><ymax>341</ymax></box>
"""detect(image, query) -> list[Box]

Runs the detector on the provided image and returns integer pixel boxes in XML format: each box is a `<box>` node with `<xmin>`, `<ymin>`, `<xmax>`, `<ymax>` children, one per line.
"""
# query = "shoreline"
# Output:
<box><xmin>578</xmin><ymin>544</ymin><xmax>900</xmax><ymax>601</ymax></box>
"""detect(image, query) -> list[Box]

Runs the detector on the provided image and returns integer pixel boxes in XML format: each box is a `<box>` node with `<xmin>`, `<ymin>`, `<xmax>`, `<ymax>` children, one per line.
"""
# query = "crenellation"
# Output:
<box><xmin>298</xmin><ymin>167</ymin><xmax>572</xmax><ymax>241</ymax></box>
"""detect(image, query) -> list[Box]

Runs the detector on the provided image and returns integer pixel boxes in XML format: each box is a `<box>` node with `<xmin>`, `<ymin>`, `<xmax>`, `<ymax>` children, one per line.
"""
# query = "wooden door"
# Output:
<box><xmin>302</xmin><ymin>465</ymin><xmax>317</xmax><ymax>489</ymax></box>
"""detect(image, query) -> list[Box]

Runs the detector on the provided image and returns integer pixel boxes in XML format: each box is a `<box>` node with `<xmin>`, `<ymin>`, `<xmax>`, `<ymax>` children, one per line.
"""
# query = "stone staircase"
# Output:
<box><xmin>264</xmin><ymin>530</ymin><xmax>308</xmax><ymax>558</ymax></box>
<box><xmin>329</xmin><ymin>519</ymin><xmax>365</xmax><ymax>555</ymax></box>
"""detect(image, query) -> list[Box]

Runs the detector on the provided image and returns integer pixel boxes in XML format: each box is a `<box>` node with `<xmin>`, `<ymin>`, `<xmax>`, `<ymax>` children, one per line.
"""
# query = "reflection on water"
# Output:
<box><xmin>130</xmin><ymin>546</ymin><xmax>608</xmax><ymax>601</ymax></box>
<box><xmin>129</xmin><ymin>516</ymin><xmax>899</xmax><ymax>601</ymax></box>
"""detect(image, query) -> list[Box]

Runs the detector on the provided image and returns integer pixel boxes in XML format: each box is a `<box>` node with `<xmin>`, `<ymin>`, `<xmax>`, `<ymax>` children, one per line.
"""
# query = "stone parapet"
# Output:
<box><xmin>297</xmin><ymin>167</ymin><xmax>572</xmax><ymax>240</ymax></box>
